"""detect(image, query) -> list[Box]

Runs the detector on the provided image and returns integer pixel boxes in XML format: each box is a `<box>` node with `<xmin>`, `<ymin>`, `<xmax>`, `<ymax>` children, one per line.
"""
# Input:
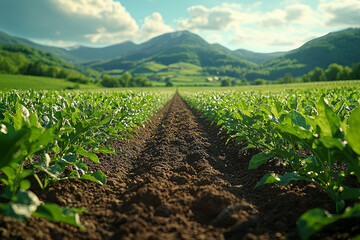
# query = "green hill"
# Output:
<box><xmin>234</xmin><ymin>49</ymin><xmax>286</xmax><ymax>64</ymax></box>
<box><xmin>68</xmin><ymin>41</ymin><xmax>138</xmax><ymax>61</ymax></box>
<box><xmin>0</xmin><ymin>44</ymin><xmax>100</xmax><ymax>81</ymax></box>
<box><xmin>259</xmin><ymin>28</ymin><xmax>360</xmax><ymax>79</ymax></box>
<box><xmin>0</xmin><ymin>31</ymin><xmax>79</xmax><ymax>62</ymax></box>
<box><xmin>1</xmin><ymin>28</ymin><xmax>360</xmax><ymax>83</ymax></box>
<box><xmin>90</xmin><ymin>31</ymin><xmax>257</xmax><ymax>71</ymax></box>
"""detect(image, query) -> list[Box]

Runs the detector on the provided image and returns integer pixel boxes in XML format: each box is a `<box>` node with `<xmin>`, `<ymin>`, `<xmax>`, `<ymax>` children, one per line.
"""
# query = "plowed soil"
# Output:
<box><xmin>1</xmin><ymin>92</ymin><xmax>359</xmax><ymax>239</ymax></box>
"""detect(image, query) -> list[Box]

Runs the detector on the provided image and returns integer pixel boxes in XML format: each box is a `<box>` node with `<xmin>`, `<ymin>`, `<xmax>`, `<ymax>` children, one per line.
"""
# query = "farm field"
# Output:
<box><xmin>1</xmin><ymin>82</ymin><xmax>360</xmax><ymax>239</ymax></box>
<box><xmin>0</xmin><ymin>74</ymin><xmax>101</xmax><ymax>90</ymax></box>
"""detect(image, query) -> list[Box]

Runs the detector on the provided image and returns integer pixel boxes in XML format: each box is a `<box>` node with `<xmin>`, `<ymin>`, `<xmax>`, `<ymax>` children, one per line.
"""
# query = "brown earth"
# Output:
<box><xmin>0</xmin><ymin>92</ymin><xmax>359</xmax><ymax>240</ymax></box>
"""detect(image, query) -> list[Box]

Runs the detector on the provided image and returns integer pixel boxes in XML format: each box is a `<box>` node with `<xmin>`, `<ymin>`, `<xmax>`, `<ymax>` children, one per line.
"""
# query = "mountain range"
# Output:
<box><xmin>1</xmin><ymin>28</ymin><xmax>360</xmax><ymax>80</ymax></box>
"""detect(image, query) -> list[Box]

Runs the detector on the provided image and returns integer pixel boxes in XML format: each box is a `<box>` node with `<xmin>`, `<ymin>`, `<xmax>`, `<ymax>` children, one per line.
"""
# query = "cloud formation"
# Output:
<box><xmin>137</xmin><ymin>13</ymin><xmax>174</xmax><ymax>41</ymax></box>
<box><xmin>319</xmin><ymin>0</ymin><xmax>360</xmax><ymax>26</ymax></box>
<box><xmin>0</xmin><ymin>0</ymin><xmax>359</xmax><ymax>51</ymax></box>
<box><xmin>0</xmin><ymin>0</ymin><xmax>172</xmax><ymax>46</ymax></box>
<box><xmin>177</xmin><ymin>5</ymin><xmax>235</xmax><ymax>31</ymax></box>
<box><xmin>174</xmin><ymin>1</ymin><xmax>359</xmax><ymax>52</ymax></box>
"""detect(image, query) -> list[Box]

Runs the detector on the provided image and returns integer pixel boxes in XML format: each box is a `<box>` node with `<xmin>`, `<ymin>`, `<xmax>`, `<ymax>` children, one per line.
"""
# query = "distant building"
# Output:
<box><xmin>206</xmin><ymin>76</ymin><xmax>220</xmax><ymax>82</ymax></box>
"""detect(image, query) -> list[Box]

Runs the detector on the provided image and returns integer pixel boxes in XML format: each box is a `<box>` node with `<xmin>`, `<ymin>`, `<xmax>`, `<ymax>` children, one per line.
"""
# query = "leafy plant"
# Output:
<box><xmin>182</xmin><ymin>86</ymin><xmax>360</xmax><ymax>238</ymax></box>
<box><xmin>0</xmin><ymin>88</ymin><xmax>173</xmax><ymax>229</ymax></box>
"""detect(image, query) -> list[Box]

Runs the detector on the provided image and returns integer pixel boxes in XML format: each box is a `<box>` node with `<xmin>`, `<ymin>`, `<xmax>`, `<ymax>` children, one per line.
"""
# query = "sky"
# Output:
<box><xmin>0</xmin><ymin>0</ymin><xmax>359</xmax><ymax>53</ymax></box>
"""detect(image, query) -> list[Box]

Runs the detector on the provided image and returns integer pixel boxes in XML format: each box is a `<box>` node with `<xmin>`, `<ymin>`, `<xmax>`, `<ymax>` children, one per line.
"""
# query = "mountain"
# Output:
<box><xmin>1</xmin><ymin>28</ymin><xmax>360</xmax><ymax>81</ymax></box>
<box><xmin>260</xmin><ymin>28</ymin><xmax>360</xmax><ymax>79</ymax></box>
<box><xmin>0</xmin><ymin>43</ymin><xmax>100</xmax><ymax>81</ymax></box>
<box><xmin>0</xmin><ymin>31</ymin><xmax>78</xmax><ymax>62</ymax></box>
<box><xmin>67</xmin><ymin>41</ymin><xmax>138</xmax><ymax>61</ymax></box>
<box><xmin>234</xmin><ymin>49</ymin><xmax>286</xmax><ymax>64</ymax></box>
<box><xmin>90</xmin><ymin>31</ymin><xmax>257</xmax><ymax>71</ymax></box>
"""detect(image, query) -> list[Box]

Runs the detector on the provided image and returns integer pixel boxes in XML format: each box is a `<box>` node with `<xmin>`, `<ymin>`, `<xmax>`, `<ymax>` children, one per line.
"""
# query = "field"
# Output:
<box><xmin>0</xmin><ymin>74</ymin><xmax>100</xmax><ymax>90</ymax></box>
<box><xmin>120</xmin><ymin>61</ymin><xmax>223</xmax><ymax>87</ymax></box>
<box><xmin>1</xmin><ymin>81</ymin><xmax>360</xmax><ymax>240</ymax></box>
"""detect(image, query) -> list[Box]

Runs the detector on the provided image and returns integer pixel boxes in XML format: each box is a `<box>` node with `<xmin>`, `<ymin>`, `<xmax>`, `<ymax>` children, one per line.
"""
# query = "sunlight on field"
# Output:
<box><xmin>0</xmin><ymin>74</ymin><xmax>100</xmax><ymax>90</ymax></box>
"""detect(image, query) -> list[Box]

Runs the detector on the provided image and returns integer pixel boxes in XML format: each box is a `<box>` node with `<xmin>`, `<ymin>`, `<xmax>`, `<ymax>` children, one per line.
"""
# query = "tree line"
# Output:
<box><xmin>219</xmin><ymin>62</ymin><xmax>360</xmax><ymax>86</ymax></box>
<box><xmin>101</xmin><ymin>72</ymin><xmax>152</xmax><ymax>87</ymax></box>
<box><xmin>274</xmin><ymin>62</ymin><xmax>360</xmax><ymax>84</ymax></box>
<box><xmin>0</xmin><ymin>44</ymin><xmax>97</xmax><ymax>84</ymax></box>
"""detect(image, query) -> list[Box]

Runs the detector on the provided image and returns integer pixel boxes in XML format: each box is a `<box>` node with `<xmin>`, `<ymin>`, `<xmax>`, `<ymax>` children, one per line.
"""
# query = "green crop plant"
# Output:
<box><xmin>0</xmin><ymin>89</ymin><xmax>173</xmax><ymax>229</ymax></box>
<box><xmin>181</xmin><ymin>86</ymin><xmax>360</xmax><ymax>239</ymax></box>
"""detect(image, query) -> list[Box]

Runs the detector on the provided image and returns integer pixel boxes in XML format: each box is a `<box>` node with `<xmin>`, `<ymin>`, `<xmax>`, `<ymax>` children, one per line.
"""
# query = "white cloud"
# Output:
<box><xmin>260</xmin><ymin>4</ymin><xmax>314</xmax><ymax>28</ymax></box>
<box><xmin>0</xmin><ymin>0</ymin><xmax>357</xmax><ymax>52</ymax></box>
<box><xmin>177</xmin><ymin>5</ymin><xmax>235</xmax><ymax>31</ymax></box>
<box><xmin>319</xmin><ymin>0</ymin><xmax>360</xmax><ymax>26</ymax></box>
<box><xmin>260</xmin><ymin>9</ymin><xmax>287</xmax><ymax>28</ymax></box>
<box><xmin>285</xmin><ymin>4</ymin><xmax>313</xmax><ymax>23</ymax></box>
<box><xmin>0</xmin><ymin>0</ymin><xmax>173</xmax><ymax>46</ymax></box>
<box><xmin>175</xmin><ymin>3</ymin><xmax>322</xmax><ymax>52</ymax></box>
<box><xmin>136</xmin><ymin>12</ymin><xmax>174</xmax><ymax>42</ymax></box>
<box><xmin>0</xmin><ymin>0</ymin><xmax>139</xmax><ymax>46</ymax></box>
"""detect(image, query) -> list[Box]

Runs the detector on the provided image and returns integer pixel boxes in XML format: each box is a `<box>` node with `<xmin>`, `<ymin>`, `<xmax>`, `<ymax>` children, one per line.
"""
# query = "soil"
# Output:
<box><xmin>1</xmin><ymin>92</ymin><xmax>359</xmax><ymax>240</ymax></box>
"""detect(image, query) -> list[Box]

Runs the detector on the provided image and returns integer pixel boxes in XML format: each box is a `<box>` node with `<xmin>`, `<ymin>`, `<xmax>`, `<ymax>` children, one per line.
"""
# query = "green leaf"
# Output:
<box><xmin>291</xmin><ymin>110</ymin><xmax>310</xmax><ymax>130</ymax></box>
<box><xmin>75</xmin><ymin>146</ymin><xmax>99</xmax><ymax>163</ymax></box>
<box><xmin>80</xmin><ymin>170</ymin><xmax>106</xmax><ymax>185</ymax></box>
<box><xmin>297</xmin><ymin>208</ymin><xmax>335</xmax><ymax>240</ymax></box>
<box><xmin>19</xmin><ymin>180</ymin><xmax>31</xmax><ymax>190</ymax></box>
<box><xmin>275</xmin><ymin>124</ymin><xmax>313</xmax><ymax>143</ymax></box>
<box><xmin>315</xmin><ymin>98</ymin><xmax>340</xmax><ymax>137</ymax></box>
<box><xmin>96</xmin><ymin>146</ymin><xmax>115</xmax><ymax>154</ymax></box>
<box><xmin>0</xmin><ymin>190</ymin><xmax>41</xmax><ymax>221</ymax></box>
<box><xmin>36</xmin><ymin>153</ymin><xmax>51</xmax><ymax>168</ymax></box>
<box><xmin>255</xmin><ymin>172</ymin><xmax>307</xmax><ymax>188</ymax></box>
<box><xmin>62</xmin><ymin>154</ymin><xmax>78</xmax><ymax>163</ymax></box>
<box><xmin>297</xmin><ymin>203</ymin><xmax>360</xmax><ymax>240</ymax></box>
<box><xmin>255</xmin><ymin>173</ymin><xmax>280</xmax><ymax>187</ymax></box>
<box><xmin>248</xmin><ymin>152</ymin><xmax>274</xmax><ymax>170</ymax></box>
<box><xmin>0</xmin><ymin>123</ymin><xmax>27</xmax><ymax>169</ymax></box>
<box><xmin>35</xmin><ymin>163</ymin><xmax>63</xmax><ymax>180</ymax></box>
<box><xmin>319</xmin><ymin>137</ymin><xmax>344</xmax><ymax>150</ymax></box>
<box><xmin>345</xmin><ymin>107</ymin><xmax>360</xmax><ymax>155</ymax></box>
<box><xmin>13</xmin><ymin>104</ymin><xmax>30</xmax><ymax>130</ymax></box>
<box><xmin>27</xmin><ymin>128</ymin><xmax>54</xmax><ymax>156</ymax></box>
<box><xmin>340</xmin><ymin>186</ymin><xmax>360</xmax><ymax>200</ymax></box>
<box><xmin>33</xmin><ymin>204</ymin><xmax>86</xmax><ymax>231</ymax></box>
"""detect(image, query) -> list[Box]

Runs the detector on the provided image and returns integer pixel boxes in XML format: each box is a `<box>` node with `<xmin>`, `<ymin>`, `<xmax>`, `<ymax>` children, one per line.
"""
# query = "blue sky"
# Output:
<box><xmin>0</xmin><ymin>0</ymin><xmax>359</xmax><ymax>52</ymax></box>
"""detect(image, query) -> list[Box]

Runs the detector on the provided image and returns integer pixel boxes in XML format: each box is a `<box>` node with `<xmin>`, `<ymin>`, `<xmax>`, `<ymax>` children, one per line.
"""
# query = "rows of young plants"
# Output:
<box><xmin>0</xmin><ymin>89</ymin><xmax>172</xmax><ymax>229</ymax></box>
<box><xmin>181</xmin><ymin>87</ymin><xmax>360</xmax><ymax>240</ymax></box>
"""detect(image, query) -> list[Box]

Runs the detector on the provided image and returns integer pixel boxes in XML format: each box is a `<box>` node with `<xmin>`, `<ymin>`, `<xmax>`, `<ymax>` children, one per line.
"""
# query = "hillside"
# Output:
<box><xmin>68</xmin><ymin>41</ymin><xmax>138</xmax><ymax>61</ymax></box>
<box><xmin>234</xmin><ymin>49</ymin><xmax>286</xmax><ymax>64</ymax></box>
<box><xmin>0</xmin><ymin>31</ymin><xmax>79</xmax><ymax>62</ymax></box>
<box><xmin>0</xmin><ymin>44</ymin><xmax>100</xmax><ymax>81</ymax></box>
<box><xmin>1</xmin><ymin>28</ymin><xmax>360</xmax><ymax>82</ymax></box>
<box><xmin>260</xmin><ymin>28</ymin><xmax>360</xmax><ymax>79</ymax></box>
<box><xmin>90</xmin><ymin>31</ymin><xmax>257</xmax><ymax>71</ymax></box>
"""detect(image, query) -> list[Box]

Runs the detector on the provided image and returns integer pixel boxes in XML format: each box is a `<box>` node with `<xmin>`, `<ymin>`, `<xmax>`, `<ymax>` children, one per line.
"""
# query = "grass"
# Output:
<box><xmin>178</xmin><ymin>80</ymin><xmax>360</xmax><ymax>92</ymax></box>
<box><xmin>0</xmin><ymin>74</ymin><xmax>101</xmax><ymax>90</ymax></box>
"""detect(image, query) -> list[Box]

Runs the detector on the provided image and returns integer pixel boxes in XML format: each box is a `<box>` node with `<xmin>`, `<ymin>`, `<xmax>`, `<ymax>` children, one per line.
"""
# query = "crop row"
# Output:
<box><xmin>0</xmin><ymin>89</ymin><xmax>172</xmax><ymax>229</ymax></box>
<box><xmin>181</xmin><ymin>87</ymin><xmax>360</xmax><ymax>240</ymax></box>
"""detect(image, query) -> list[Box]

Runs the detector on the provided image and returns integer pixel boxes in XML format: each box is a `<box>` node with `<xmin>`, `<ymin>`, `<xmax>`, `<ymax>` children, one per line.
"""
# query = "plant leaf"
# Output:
<box><xmin>33</xmin><ymin>204</ymin><xmax>86</xmax><ymax>231</ymax></box>
<box><xmin>255</xmin><ymin>172</ymin><xmax>307</xmax><ymax>188</ymax></box>
<box><xmin>80</xmin><ymin>170</ymin><xmax>106</xmax><ymax>185</ymax></box>
<box><xmin>345</xmin><ymin>107</ymin><xmax>360</xmax><ymax>155</ymax></box>
<box><xmin>248</xmin><ymin>152</ymin><xmax>274</xmax><ymax>170</ymax></box>
<box><xmin>297</xmin><ymin>203</ymin><xmax>360</xmax><ymax>240</ymax></box>
<box><xmin>0</xmin><ymin>190</ymin><xmax>41</xmax><ymax>221</ymax></box>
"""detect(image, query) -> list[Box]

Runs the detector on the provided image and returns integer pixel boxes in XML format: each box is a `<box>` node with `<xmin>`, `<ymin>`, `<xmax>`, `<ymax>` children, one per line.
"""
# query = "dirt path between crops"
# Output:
<box><xmin>1</xmin><ymin>92</ymin><xmax>359</xmax><ymax>240</ymax></box>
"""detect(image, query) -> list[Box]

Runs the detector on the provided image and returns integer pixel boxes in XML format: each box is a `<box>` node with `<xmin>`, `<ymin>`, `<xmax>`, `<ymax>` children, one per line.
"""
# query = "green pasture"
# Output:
<box><xmin>0</xmin><ymin>74</ymin><xmax>101</xmax><ymax>90</ymax></box>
